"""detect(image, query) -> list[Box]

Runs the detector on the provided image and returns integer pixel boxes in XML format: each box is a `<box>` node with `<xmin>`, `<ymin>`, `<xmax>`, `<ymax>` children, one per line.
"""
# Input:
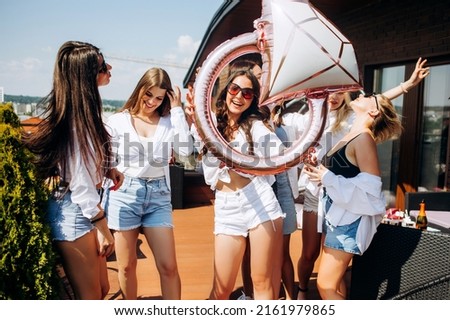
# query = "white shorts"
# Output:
<box><xmin>303</xmin><ymin>188</ymin><xmax>319</xmax><ymax>213</ymax></box>
<box><xmin>214</xmin><ymin>176</ymin><xmax>284</xmax><ymax>236</ymax></box>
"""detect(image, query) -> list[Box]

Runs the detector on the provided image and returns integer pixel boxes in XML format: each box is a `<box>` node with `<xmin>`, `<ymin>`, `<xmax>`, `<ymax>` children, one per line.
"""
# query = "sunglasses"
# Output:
<box><xmin>98</xmin><ymin>55</ymin><xmax>108</xmax><ymax>74</ymax></box>
<box><xmin>227</xmin><ymin>83</ymin><xmax>254</xmax><ymax>100</ymax></box>
<box><xmin>364</xmin><ymin>92</ymin><xmax>379</xmax><ymax>111</ymax></box>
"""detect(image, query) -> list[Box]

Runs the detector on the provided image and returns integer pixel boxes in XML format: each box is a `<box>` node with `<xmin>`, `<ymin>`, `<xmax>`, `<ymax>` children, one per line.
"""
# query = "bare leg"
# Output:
<box><xmin>281</xmin><ymin>234</ymin><xmax>296</xmax><ymax>300</ymax></box>
<box><xmin>56</xmin><ymin>230</ymin><xmax>103</xmax><ymax>299</ymax></box>
<box><xmin>250</xmin><ymin>218</ymin><xmax>283</xmax><ymax>300</ymax></box>
<box><xmin>99</xmin><ymin>256</ymin><xmax>110</xmax><ymax>299</ymax></box>
<box><xmin>240</xmin><ymin>237</ymin><xmax>253</xmax><ymax>298</ymax></box>
<box><xmin>113</xmin><ymin>229</ymin><xmax>140</xmax><ymax>299</ymax></box>
<box><xmin>271</xmin><ymin>221</ymin><xmax>284</xmax><ymax>299</ymax></box>
<box><xmin>297</xmin><ymin>210</ymin><xmax>322</xmax><ymax>299</ymax></box>
<box><xmin>143</xmin><ymin>227</ymin><xmax>181</xmax><ymax>299</ymax></box>
<box><xmin>316</xmin><ymin>246</ymin><xmax>353</xmax><ymax>300</ymax></box>
<box><xmin>96</xmin><ymin>229</ymin><xmax>110</xmax><ymax>299</ymax></box>
<box><xmin>209</xmin><ymin>234</ymin><xmax>246</xmax><ymax>300</ymax></box>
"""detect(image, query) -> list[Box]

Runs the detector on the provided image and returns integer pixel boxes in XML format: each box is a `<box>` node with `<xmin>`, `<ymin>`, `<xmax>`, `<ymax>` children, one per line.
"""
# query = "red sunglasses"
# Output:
<box><xmin>227</xmin><ymin>83</ymin><xmax>254</xmax><ymax>100</ymax></box>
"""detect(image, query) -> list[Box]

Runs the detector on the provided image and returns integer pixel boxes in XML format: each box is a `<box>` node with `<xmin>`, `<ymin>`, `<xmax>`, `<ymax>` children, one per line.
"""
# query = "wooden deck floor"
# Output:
<box><xmin>100</xmin><ymin>172</ymin><xmax>352</xmax><ymax>300</ymax></box>
<box><xmin>104</xmin><ymin>200</ymin><xmax>340</xmax><ymax>300</ymax></box>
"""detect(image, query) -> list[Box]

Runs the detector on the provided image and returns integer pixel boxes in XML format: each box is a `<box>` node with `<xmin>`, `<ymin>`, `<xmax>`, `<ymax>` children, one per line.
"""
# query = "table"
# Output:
<box><xmin>350</xmin><ymin>223</ymin><xmax>450</xmax><ymax>299</ymax></box>
<box><xmin>409</xmin><ymin>210</ymin><xmax>450</xmax><ymax>230</ymax></box>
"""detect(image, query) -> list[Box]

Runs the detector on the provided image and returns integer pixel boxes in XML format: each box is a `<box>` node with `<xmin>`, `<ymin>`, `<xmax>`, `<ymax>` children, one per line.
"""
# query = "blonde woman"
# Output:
<box><xmin>304</xmin><ymin>92</ymin><xmax>403</xmax><ymax>299</ymax></box>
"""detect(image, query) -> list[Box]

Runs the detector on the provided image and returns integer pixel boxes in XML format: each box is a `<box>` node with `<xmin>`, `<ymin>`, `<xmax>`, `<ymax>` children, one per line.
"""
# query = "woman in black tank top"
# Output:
<box><xmin>323</xmin><ymin>135</ymin><xmax>361</xmax><ymax>178</ymax></box>
<box><xmin>302</xmin><ymin>92</ymin><xmax>403</xmax><ymax>300</ymax></box>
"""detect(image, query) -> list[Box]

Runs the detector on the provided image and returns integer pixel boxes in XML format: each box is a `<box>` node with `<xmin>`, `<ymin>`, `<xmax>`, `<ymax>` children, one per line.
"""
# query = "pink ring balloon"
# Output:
<box><xmin>193</xmin><ymin>32</ymin><xmax>328</xmax><ymax>175</ymax></box>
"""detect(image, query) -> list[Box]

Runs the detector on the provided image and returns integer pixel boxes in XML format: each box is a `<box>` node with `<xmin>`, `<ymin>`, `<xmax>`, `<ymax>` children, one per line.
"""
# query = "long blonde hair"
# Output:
<box><xmin>330</xmin><ymin>92</ymin><xmax>353</xmax><ymax>134</ymax></box>
<box><xmin>372</xmin><ymin>94</ymin><xmax>403</xmax><ymax>143</ymax></box>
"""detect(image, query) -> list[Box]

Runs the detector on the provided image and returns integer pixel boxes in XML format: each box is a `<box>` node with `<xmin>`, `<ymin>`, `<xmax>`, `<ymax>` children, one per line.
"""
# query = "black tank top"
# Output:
<box><xmin>323</xmin><ymin>135</ymin><xmax>361</xmax><ymax>178</ymax></box>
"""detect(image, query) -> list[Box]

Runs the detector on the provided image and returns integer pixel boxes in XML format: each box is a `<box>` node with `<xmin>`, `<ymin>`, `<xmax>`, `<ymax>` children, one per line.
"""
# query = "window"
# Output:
<box><xmin>373</xmin><ymin>65</ymin><xmax>405</xmax><ymax>199</ymax></box>
<box><xmin>420</xmin><ymin>64</ymin><xmax>450</xmax><ymax>191</ymax></box>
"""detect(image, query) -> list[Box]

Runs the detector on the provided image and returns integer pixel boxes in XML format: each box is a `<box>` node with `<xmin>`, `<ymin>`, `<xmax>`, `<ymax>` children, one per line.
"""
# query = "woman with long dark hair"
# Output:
<box><xmin>186</xmin><ymin>69</ymin><xmax>285</xmax><ymax>299</ymax></box>
<box><xmin>24</xmin><ymin>40</ymin><xmax>122</xmax><ymax>299</ymax></box>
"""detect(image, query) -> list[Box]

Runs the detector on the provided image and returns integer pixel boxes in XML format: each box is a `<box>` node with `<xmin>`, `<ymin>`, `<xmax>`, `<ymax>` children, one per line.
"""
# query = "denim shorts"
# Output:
<box><xmin>214</xmin><ymin>177</ymin><xmax>284</xmax><ymax>236</ymax></box>
<box><xmin>47</xmin><ymin>191</ymin><xmax>94</xmax><ymax>241</ymax></box>
<box><xmin>273</xmin><ymin>172</ymin><xmax>297</xmax><ymax>235</ymax></box>
<box><xmin>322</xmin><ymin>217</ymin><xmax>361</xmax><ymax>255</ymax></box>
<box><xmin>104</xmin><ymin>175</ymin><xmax>173</xmax><ymax>231</ymax></box>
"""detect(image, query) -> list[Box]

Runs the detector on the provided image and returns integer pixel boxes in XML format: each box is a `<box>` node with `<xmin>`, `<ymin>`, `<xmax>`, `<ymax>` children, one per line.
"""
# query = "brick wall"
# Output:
<box><xmin>329</xmin><ymin>0</ymin><xmax>450</xmax><ymax>69</ymax></box>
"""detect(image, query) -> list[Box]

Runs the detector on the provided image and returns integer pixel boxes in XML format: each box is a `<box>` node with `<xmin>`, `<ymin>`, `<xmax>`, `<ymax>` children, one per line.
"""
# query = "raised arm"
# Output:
<box><xmin>382</xmin><ymin>57</ymin><xmax>430</xmax><ymax>100</ymax></box>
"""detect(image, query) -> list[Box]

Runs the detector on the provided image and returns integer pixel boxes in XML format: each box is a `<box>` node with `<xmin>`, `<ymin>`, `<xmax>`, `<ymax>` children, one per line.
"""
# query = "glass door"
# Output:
<box><xmin>420</xmin><ymin>64</ymin><xmax>450</xmax><ymax>191</ymax></box>
<box><xmin>374</xmin><ymin>65</ymin><xmax>406</xmax><ymax>198</ymax></box>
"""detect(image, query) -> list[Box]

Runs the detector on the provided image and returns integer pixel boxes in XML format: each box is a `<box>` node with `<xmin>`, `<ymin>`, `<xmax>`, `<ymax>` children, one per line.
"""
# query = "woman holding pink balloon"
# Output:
<box><xmin>186</xmin><ymin>68</ymin><xmax>285</xmax><ymax>300</ymax></box>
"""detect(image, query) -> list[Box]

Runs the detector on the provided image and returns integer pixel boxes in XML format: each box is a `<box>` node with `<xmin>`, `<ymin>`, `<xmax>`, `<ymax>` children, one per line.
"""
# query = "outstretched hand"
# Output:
<box><xmin>408</xmin><ymin>57</ymin><xmax>430</xmax><ymax>86</ymax></box>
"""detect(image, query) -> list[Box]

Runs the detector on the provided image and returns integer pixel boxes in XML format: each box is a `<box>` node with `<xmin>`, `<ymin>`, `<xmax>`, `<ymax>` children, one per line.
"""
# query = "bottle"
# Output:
<box><xmin>416</xmin><ymin>200</ymin><xmax>428</xmax><ymax>230</ymax></box>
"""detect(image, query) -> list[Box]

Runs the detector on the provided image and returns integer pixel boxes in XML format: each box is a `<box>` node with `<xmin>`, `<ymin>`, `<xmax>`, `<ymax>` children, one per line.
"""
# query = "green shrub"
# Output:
<box><xmin>0</xmin><ymin>103</ymin><xmax>60</xmax><ymax>299</ymax></box>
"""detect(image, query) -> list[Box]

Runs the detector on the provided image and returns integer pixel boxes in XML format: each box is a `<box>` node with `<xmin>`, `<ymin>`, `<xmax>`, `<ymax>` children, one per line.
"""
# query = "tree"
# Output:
<box><xmin>0</xmin><ymin>102</ymin><xmax>59</xmax><ymax>299</ymax></box>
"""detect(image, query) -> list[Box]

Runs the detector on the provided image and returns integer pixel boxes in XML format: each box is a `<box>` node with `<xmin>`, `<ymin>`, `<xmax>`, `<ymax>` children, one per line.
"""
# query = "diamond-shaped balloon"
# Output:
<box><xmin>259</xmin><ymin>0</ymin><xmax>361</xmax><ymax>105</ymax></box>
<box><xmin>193</xmin><ymin>0</ymin><xmax>362</xmax><ymax>174</ymax></box>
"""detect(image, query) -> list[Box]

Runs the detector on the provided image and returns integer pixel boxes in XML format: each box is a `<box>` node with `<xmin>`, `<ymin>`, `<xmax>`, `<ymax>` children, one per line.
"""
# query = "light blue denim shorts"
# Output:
<box><xmin>47</xmin><ymin>191</ymin><xmax>94</xmax><ymax>241</ymax></box>
<box><xmin>322</xmin><ymin>217</ymin><xmax>361</xmax><ymax>255</ymax></box>
<box><xmin>273</xmin><ymin>171</ymin><xmax>297</xmax><ymax>235</ymax></box>
<box><xmin>104</xmin><ymin>175</ymin><xmax>173</xmax><ymax>231</ymax></box>
<box><xmin>214</xmin><ymin>177</ymin><xmax>284</xmax><ymax>237</ymax></box>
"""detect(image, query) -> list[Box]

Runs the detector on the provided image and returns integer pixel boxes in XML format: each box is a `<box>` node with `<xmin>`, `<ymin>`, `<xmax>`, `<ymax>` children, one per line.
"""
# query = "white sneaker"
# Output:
<box><xmin>237</xmin><ymin>291</ymin><xmax>253</xmax><ymax>300</ymax></box>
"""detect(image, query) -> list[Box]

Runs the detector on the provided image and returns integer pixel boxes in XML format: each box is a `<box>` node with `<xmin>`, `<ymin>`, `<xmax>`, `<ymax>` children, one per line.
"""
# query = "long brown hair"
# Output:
<box><xmin>215</xmin><ymin>69</ymin><xmax>269</xmax><ymax>155</ymax></box>
<box><xmin>23</xmin><ymin>41</ymin><xmax>112</xmax><ymax>181</ymax></box>
<box><xmin>120</xmin><ymin>67</ymin><xmax>173</xmax><ymax>118</ymax></box>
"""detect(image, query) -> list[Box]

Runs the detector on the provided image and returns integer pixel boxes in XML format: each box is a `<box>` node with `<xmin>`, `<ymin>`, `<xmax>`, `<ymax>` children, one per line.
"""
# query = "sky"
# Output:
<box><xmin>0</xmin><ymin>0</ymin><xmax>224</xmax><ymax>101</ymax></box>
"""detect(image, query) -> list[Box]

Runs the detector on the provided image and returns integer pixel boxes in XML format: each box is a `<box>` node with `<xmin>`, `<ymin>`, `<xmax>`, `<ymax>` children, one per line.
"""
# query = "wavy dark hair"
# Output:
<box><xmin>23</xmin><ymin>40</ymin><xmax>112</xmax><ymax>181</ymax></box>
<box><xmin>214</xmin><ymin>69</ymin><xmax>270</xmax><ymax>155</ymax></box>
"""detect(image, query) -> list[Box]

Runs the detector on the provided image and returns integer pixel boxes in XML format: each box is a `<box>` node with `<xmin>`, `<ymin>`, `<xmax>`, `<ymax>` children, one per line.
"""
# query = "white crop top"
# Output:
<box><xmin>191</xmin><ymin>119</ymin><xmax>284</xmax><ymax>190</ymax></box>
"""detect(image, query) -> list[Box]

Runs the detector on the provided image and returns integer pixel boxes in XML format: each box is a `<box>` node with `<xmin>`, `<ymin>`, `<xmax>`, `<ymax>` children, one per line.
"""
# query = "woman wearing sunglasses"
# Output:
<box><xmin>23</xmin><ymin>41</ymin><xmax>122</xmax><ymax>299</ymax></box>
<box><xmin>302</xmin><ymin>89</ymin><xmax>414</xmax><ymax>299</ymax></box>
<box><xmin>296</xmin><ymin>57</ymin><xmax>430</xmax><ymax>300</ymax></box>
<box><xmin>186</xmin><ymin>69</ymin><xmax>285</xmax><ymax>300</ymax></box>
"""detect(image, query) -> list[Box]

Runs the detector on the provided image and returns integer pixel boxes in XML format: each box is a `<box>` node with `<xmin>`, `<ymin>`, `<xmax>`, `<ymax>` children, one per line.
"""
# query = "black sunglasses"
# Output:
<box><xmin>227</xmin><ymin>83</ymin><xmax>254</xmax><ymax>100</ymax></box>
<box><xmin>364</xmin><ymin>92</ymin><xmax>379</xmax><ymax>111</ymax></box>
<box><xmin>98</xmin><ymin>54</ymin><xmax>108</xmax><ymax>74</ymax></box>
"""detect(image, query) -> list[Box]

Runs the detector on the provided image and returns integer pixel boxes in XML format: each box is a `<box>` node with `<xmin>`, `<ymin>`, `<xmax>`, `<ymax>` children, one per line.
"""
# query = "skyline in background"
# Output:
<box><xmin>0</xmin><ymin>0</ymin><xmax>224</xmax><ymax>101</ymax></box>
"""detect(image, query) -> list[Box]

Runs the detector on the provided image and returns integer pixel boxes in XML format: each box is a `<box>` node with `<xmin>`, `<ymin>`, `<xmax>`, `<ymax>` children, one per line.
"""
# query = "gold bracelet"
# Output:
<box><xmin>400</xmin><ymin>82</ymin><xmax>408</xmax><ymax>93</ymax></box>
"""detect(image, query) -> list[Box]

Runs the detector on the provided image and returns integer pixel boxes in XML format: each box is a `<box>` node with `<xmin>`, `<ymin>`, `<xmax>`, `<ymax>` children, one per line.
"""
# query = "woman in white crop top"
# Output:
<box><xmin>104</xmin><ymin>68</ymin><xmax>193</xmax><ymax>299</ymax></box>
<box><xmin>186</xmin><ymin>69</ymin><xmax>285</xmax><ymax>300</ymax></box>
